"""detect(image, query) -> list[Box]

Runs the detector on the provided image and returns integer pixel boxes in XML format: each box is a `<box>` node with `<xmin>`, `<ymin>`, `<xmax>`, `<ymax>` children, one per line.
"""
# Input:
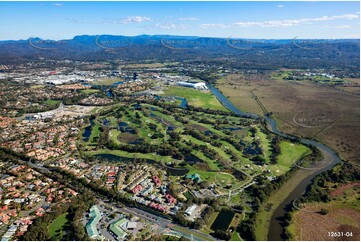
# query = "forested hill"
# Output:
<box><xmin>0</xmin><ymin>35</ymin><xmax>359</xmax><ymax>72</ymax></box>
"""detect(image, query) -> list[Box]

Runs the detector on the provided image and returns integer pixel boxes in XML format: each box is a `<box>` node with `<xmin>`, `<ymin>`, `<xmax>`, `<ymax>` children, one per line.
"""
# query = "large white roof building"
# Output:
<box><xmin>177</xmin><ymin>81</ymin><xmax>208</xmax><ymax>90</ymax></box>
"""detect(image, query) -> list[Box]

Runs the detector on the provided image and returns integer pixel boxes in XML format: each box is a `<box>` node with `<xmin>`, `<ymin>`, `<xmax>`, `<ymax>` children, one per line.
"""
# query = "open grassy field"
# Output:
<box><xmin>30</xmin><ymin>85</ymin><xmax>46</xmax><ymax>89</ymax></box>
<box><xmin>82</xmin><ymin>101</ymin><xmax>311</xmax><ymax>208</ymax></box>
<box><xmin>201</xmin><ymin>211</ymin><xmax>220</xmax><ymax>234</ymax></box>
<box><xmin>231</xmin><ymin>231</ymin><xmax>242</xmax><ymax>241</ymax></box>
<box><xmin>48</xmin><ymin>213</ymin><xmax>69</xmax><ymax>240</ymax></box>
<box><xmin>287</xmin><ymin>184</ymin><xmax>360</xmax><ymax>241</ymax></box>
<box><xmin>268</xmin><ymin>141</ymin><xmax>311</xmax><ymax>175</ymax></box>
<box><xmin>335</xmin><ymin>78</ymin><xmax>360</xmax><ymax>95</ymax></box>
<box><xmin>88</xmin><ymin>122</ymin><xmax>101</xmax><ymax>144</ymax></box>
<box><xmin>43</xmin><ymin>99</ymin><xmax>60</xmax><ymax>106</ymax></box>
<box><xmin>109</xmin><ymin>129</ymin><xmax>121</xmax><ymax>144</ymax></box>
<box><xmin>184</xmin><ymin>165</ymin><xmax>245</xmax><ymax>198</ymax></box>
<box><xmin>254</xmin><ymin>127</ymin><xmax>272</xmax><ymax>162</ymax></box>
<box><xmin>216</xmin><ymin>74</ymin><xmax>359</xmax><ymax>164</ymax></box>
<box><xmin>162</xmin><ymin>86</ymin><xmax>227</xmax><ymax>111</ymax></box>
<box><xmin>80</xmin><ymin>89</ymin><xmax>100</xmax><ymax>94</ymax></box>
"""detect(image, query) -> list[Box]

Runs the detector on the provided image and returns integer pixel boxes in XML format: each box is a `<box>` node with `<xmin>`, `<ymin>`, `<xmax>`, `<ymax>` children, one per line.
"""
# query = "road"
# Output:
<box><xmin>22</xmin><ymin>154</ymin><xmax>216</xmax><ymax>241</ymax></box>
<box><xmin>99</xmin><ymin>201</ymin><xmax>216</xmax><ymax>241</ymax></box>
<box><xmin>19</xmin><ymin>196</ymin><xmax>46</xmax><ymax>217</ymax></box>
<box><xmin>20</xmin><ymin>102</ymin><xmax>64</xmax><ymax>119</ymax></box>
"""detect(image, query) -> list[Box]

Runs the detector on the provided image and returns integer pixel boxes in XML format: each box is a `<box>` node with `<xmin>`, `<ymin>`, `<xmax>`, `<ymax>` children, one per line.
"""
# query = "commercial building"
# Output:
<box><xmin>177</xmin><ymin>82</ymin><xmax>208</xmax><ymax>90</ymax></box>
<box><xmin>109</xmin><ymin>217</ymin><xmax>127</xmax><ymax>240</ymax></box>
<box><xmin>184</xmin><ymin>204</ymin><xmax>197</xmax><ymax>217</ymax></box>
<box><xmin>85</xmin><ymin>205</ymin><xmax>102</xmax><ymax>239</ymax></box>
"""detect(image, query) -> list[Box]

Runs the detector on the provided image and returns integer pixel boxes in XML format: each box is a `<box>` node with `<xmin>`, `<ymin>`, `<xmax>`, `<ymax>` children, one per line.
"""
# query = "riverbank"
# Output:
<box><xmin>207</xmin><ymin>82</ymin><xmax>342</xmax><ymax>241</ymax></box>
<box><xmin>254</xmin><ymin>167</ymin><xmax>323</xmax><ymax>240</ymax></box>
<box><xmin>215</xmin><ymin>74</ymin><xmax>359</xmax><ymax>164</ymax></box>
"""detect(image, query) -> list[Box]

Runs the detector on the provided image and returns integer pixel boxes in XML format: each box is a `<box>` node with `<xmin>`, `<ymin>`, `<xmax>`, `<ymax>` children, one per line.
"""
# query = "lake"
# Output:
<box><xmin>82</xmin><ymin>118</ymin><xmax>95</xmax><ymax>142</ymax></box>
<box><xmin>93</xmin><ymin>153</ymin><xmax>155</xmax><ymax>164</ymax></box>
<box><xmin>211</xmin><ymin>209</ymin><xmax>235</xmax><ymax>232</ymax></box>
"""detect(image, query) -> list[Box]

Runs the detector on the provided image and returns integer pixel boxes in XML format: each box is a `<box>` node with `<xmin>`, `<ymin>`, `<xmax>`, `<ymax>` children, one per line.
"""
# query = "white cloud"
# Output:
<box><xmin>117</xmin><ymin>16</ymin><xmax>152</xmax><ymax>24</ymax></box>
<box><xmin>53</xmin><ymin>3</ymin><xmax>63</xmax><ymax>7</ymax></box>
<box><xmin>277</xmin><ymin>5</ymin><xmax>284</xmax><ymax>8</ymax></box>
<box><xmin>199</xmin><ymin>13</ymin><xmax>359</xmax><ymax>29</ymax></box>
<box><xmin>154</xmin><ymin>23</ymin><xmax>188</xmax><ymax>30</ymax></box>
<box><xmin>232</xmin><ymin>13</ymin><xmax>359</xmax><ymax>28</ymax></box>
<box><xmin>334</xmin><ymin>25</ymin><xmax>352</xmax><ymax>29</ymax></box>
<box><xmin>313</xmin><ymin>24</ymin><xmax>352</xmax><ymax>29</ymax></box>
<box><xmin>67</xmin><ymin>16</ymin><xmax>152</xmax><ymax>25</ymax></box>
<box><xmin>199</xmin><ymin>23</ymin><xmax>231</xmax><ymax>29</ymax></box>
<box><xmin>178</xmin><ymin>17</ymin><xmax>198</xmax><ymax>21</ymax></box>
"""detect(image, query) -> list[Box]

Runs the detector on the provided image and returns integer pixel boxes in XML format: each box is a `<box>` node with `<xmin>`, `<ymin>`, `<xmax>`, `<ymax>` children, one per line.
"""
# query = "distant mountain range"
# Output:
<box><xmin>0</xmin><ymin>34</ymin><xmax>359</xmax><ymax>71</ymax></box>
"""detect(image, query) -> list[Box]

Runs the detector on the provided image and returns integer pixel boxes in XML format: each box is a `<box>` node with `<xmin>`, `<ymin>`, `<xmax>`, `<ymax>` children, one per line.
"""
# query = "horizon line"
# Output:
<box><xmin>1</xmin><ymin>34</ymin><xmax>360</xmax><ymax>42</ymax></box>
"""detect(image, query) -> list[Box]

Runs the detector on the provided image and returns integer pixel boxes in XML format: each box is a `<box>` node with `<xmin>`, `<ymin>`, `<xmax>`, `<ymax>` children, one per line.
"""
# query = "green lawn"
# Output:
<box><xmin>268</xmin><ymin>141</ymin><xmax>311</xmax><ymax>175</ymax></box>
<box><xmin>182</xmin><ymin>135</ymin><xmax>229</xmax><ymax>171</ymax></box>
<box><xmin>214</xmin><ymin>172</ymin><xmax>240</xmax><ymax>187</ymax></box>
<box><xmin>80</xmin><ymin>89</ymin><xmax>100</xmax><ymax>94</ymax></box>
<box><xmin>161</xmin><ymin>86</ymin><xmax>227</xmax><ymax>111</ymax></box>
<box><xmin>30</xmin><ymin>85</ymin><xmax>46</xmax><ymax>89</ymax></box>
<box><xmin>185</xmin><ymin>165</ymin><xmax>244</xmax><ymax>190</ymax></box>
<box><xmin>255</xmin><ymin>127</ymin><xmax>272</xmax><ymax>162</ymax></box>
<box><xmin>43</xmin><ymin>99</ymin><xmax>61</xmax><ymax>106</ymax></box>
<box><xmin>185</xmin><ymin>165</ymin><xmax>218</xmax><ymax>182</ymax></box>
<box><xmin>231</xmin><ymin>231</ymin><xmax>242</xmax><ymax>241</ymax></box>
<box><xmin>109</xmin><ymin>129</ymin><xmax>121</xmax><ymax>145</ymax></box>
<box><xmin>88</xmin><ymin>122</ymin><xmax>101</xmax><ymax>144</ymax></box>
<box><xmin>48</xmin><ymin>213</ymin><xmax>69</xmax><ymax>240</ymax></box>
<box><xmin>201</xmin><ymin>211</ymin><xmax>220</xmax><ymax>234</ymax></box>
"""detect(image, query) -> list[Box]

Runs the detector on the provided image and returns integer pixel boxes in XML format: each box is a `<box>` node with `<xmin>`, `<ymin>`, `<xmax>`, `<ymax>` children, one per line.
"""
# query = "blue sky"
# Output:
<box><xmin>0</xmin><ymin>1</ymin><xmax>359</xmax><ymax>40</ymax></box>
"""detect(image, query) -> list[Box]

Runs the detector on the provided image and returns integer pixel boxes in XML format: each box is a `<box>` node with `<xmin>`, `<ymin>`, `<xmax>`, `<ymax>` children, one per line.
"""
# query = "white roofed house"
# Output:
<box><xmin>184</xmin><ymin>204</ymin><xmax>197</xmax><ymax>217</ymax></box>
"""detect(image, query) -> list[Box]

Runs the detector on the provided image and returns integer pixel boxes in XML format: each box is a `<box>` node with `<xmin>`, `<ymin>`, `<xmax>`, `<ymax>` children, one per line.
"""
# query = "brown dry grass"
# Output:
<box><xmin>330</xmin><ymin>182</ymin><xmax>360</xmax><ymax>197</ymax></box>
<box><xmin>290</xmin><ymin>204</ymin><xmax>359</xmax><ymax>241</ymax></box>
<box><xmin>216</xmin><ymin>74</ymin><xmax>360</xmax><ymax>163</ymax></box>
<box><xmin>118</xmin><ymin>132</ymin><xmax>138</xmax><ymax>143</ymax></box>
<box><xmin>186</xmin><ymin>123</ymin><xmax>209</xmax><ymax>133</ymax></box>
<box><xmin>193</xmin><ymin>163</ymin><xmax>211</xmax><ymax>171</ymax></box>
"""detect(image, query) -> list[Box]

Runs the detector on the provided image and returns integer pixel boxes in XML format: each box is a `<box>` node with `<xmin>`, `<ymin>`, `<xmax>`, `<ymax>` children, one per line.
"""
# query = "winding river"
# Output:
<box><xmin>207</xmin><ymin>84</ymin><xmax>341</xmax><ymax>240</ymax></box>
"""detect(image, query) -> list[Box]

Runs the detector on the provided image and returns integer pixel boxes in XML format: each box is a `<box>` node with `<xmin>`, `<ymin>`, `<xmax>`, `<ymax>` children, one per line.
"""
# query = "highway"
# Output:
<box><xmin>99</xmin><ymin>201</ymin><xmax>216</xmax><ymax>241</ymax></box>
<box><xmin>22</xmin><ymin>154</ymin><xmax>217</xmax><ymax>241</ymax></box>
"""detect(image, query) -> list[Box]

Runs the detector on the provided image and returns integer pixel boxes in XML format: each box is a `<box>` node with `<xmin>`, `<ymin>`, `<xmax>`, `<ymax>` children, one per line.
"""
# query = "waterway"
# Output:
<box><xmin>155</xmin><ymin>95</ymin><xmax>188</xmax><ymax>109</ymax></box>
<box><xmin>206</xmin><ymin>84</ymin><xmax>259</xmax><ymax>119</ymax></box>
<box><xmin>207</xmin><ymin>83</ymin><xmax>341</xmax><ymax>240</ymax></box>
<box><xmin>82</xmin><ymin>118</ymin><xmax>95</xmax><ymax>142</ymax></box>
<box><xmin>94</xmin><ymin>153</ymin><xmax>156</xmax><ymax>164</ymax></box>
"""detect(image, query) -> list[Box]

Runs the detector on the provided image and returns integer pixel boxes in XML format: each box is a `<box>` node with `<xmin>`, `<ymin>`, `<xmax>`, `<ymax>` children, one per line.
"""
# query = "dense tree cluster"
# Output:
<box><xmin>21</xmin><ymin>192</ymin><xmax>95</xmax><ymax>241</ymax></box>
<box><xmin>300</xmin><ymin>162</ymin><xmax>359</xmax><ymax>204</ymax></box>
<box><xmin>236</xmin><ymin>169</ymin><xmax>298</xmax><ymax>240</ymax></box>
<box><xmin>269</xmin><ymin>136</ymin><xmax>281</xmax><ymax>164</ymax></box>
<box><xmin>183</xmin><ymin>128</ymin><xmax>222</xmax><ymax>147</ymax></box>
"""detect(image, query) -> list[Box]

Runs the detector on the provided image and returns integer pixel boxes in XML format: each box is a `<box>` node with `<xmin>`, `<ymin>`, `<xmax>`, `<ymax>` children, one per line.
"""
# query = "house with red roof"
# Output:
<box><xmin>131</xmin><ymin>184</ymin><xmax>143</xmax><ymax>194</ymax></box>
<box><xmin>152</xmin><ymin>176</ymin><xmax>161</xmax><ymax>187</ymax></box>
<box><xmin>165</xmin><ymin>194</ymin><xmax>176</xmax><ymax>204</ymax></box>
<box><xmin>0</xmin><ymin>214</ymin><xmax>10</xmax><ymax>224</ymax></box>
<box><xmin>35</xmin><ymin>207</ymin><xmax>45</xmax><ymax>217</ymax></box>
